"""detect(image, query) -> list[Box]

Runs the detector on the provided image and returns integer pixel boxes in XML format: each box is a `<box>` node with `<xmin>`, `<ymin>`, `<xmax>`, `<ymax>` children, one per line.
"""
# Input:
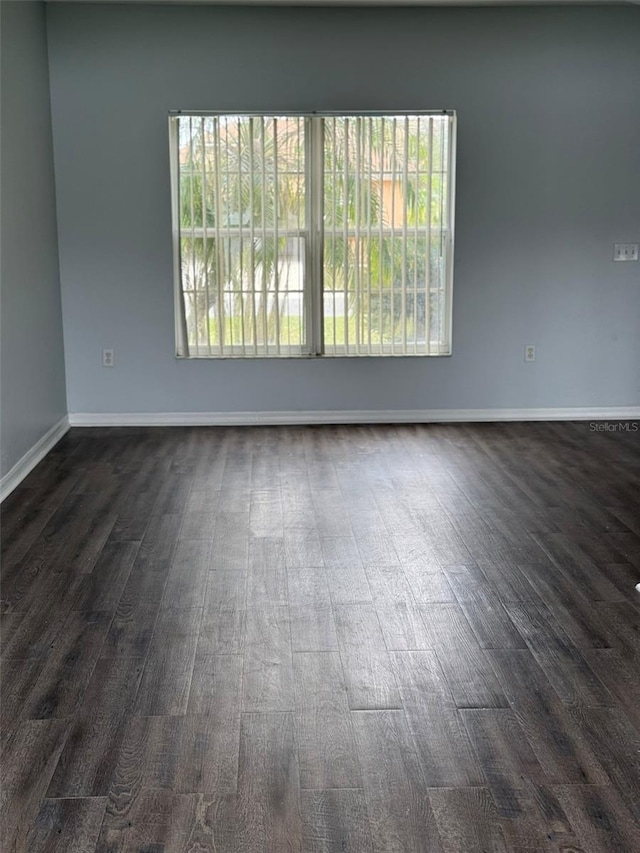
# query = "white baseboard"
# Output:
<box><xmin>0</xmin><ymin>416</ymin><xmax>70</xmax><ymax>503</ymax></box>
<box><xmin>3</xmin><ymin>406</ymin><xmax>633</xmax><ymax>500</ymax></box>
<box><xmin>67</xmin><ymin>407</ymin><xmax>640</xmax><ymax>428</ymax></box>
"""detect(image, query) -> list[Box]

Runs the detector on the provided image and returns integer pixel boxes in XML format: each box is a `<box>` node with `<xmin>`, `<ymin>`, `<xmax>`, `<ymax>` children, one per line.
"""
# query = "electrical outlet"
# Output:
<box><xmin>102</xmin><ymin>348</ymin><xmax>114</xmax><ymax>367</ymax></box>
<box><xmin>525</xmin><ymin>345</ymin><xmax>536</xmax><ymax>362</ymax></box>
<box><xmin>613</xmin><ymin>243</ymin><xmax>639</xmax><ymax>262</ymax></box>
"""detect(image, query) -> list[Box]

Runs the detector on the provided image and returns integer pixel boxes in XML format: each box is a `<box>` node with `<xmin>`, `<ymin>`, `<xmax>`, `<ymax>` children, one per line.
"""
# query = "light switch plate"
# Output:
<box><xmin>613</xmin><ymin>243</ymin><xmax>639</xmax><ymax>262</ymax></box>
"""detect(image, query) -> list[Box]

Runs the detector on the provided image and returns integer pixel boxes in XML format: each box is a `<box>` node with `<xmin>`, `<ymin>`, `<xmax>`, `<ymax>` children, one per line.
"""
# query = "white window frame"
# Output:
<box><xmin>169</xmin><ymin>110</ymin><xmax>456</xmax><ymax>358</ymax></box>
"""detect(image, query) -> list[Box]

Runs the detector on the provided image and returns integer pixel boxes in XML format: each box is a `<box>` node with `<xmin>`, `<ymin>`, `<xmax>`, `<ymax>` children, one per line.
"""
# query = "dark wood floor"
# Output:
<box><xmin>1</xmin><ymin>422</ymin><xmax>640</xmax><ymax>852</ymax></box>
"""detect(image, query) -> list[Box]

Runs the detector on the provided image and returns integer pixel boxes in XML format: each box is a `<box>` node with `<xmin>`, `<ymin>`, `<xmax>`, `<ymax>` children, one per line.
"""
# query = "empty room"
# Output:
<box><xmin>1</xmin><ymin>0</ymin><xmax>640</xmax><ymax>850</ymax></box>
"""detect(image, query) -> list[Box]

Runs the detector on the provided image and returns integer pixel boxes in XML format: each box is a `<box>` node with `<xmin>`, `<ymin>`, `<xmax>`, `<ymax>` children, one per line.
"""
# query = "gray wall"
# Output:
<box><xmin>46</xmin><ymin>4</ymin><xmax>640</xmax><ymax>416</ymax></box>
<box><xmin>1</xmin><ymin>0</ymin><xmax>67</xmax><ymax>476</ymax></box>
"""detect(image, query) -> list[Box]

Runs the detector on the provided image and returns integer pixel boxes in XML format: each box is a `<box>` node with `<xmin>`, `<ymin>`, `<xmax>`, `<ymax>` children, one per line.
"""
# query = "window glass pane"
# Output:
<box><xmin>177</xmin><ymin>115</ymin><xmax>307</xmax><ymax>356</ymax></box>
<box><xmin>172</xmin><ymin>112</ymin><xmax>453</xmax><ymax>358</ymax></box>
<box><xmin>322</xmin><ymin>115</ymin><xmax>451</xmax><ymax>355</ymax></box>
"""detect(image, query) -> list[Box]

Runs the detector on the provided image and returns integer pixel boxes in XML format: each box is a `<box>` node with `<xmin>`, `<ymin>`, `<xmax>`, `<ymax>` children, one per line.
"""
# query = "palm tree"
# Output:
<box><xmin>179</xmin><ymin>115</ymin><xmax>305</xmax><ymax>353</ymax></box>
<box><xmin>177</xmin><ymin>113</ymin><xmax>448</xmax><ymax>354</ymax></box>
<box><xmin>323</xmin><ymin>115</ymin><xmax>447</xmax><ymax>350</ymax></box>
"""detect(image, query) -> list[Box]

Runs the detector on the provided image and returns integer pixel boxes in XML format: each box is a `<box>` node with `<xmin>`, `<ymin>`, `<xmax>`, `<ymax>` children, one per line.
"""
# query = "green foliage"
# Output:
<box><xmin>177</xmin><ymin>115</ymin><xmax>448</xmax><ymax>352</ymax></box>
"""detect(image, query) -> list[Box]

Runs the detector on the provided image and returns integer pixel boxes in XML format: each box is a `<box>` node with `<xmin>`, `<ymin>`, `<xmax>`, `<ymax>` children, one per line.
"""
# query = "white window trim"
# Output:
<box><xmin>169</xmin><ymin>110</ymin><xmax>456</xmax><ymax>359</ymax></box>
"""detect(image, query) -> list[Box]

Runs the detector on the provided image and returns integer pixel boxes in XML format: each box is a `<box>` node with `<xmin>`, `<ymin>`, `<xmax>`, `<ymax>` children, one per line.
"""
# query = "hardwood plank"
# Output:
<box><xmin>285</xmin><ymin>530</ymin><xmax>324</xmax><ymax>568</ymax></box>
<box><xmin>444</xmin><ymin>564</ymin><xmax>526</xmax><ymax>649</ymax></box>
<box><xmin>115</xmin><ymin>711</ymin><xmax>240</xmax><ymax>795</ymax></box>
<box><xmin>179</xmin><ymin>509</ymin><xmax>218</xmax><ymax>540</ymax></box>
<box><xmin>415</xmin><ymin>509</ymin><xmax>473</xmax><ymax>567</ymax></box>
<box><xmin>187</xmin><ymin>652</ymin><xmax>244</xmax><ymax>718</ymax></box>
<box><xmin>301</xmin><ymin>789</ymin><xmax>374</xmax><ymax>853</ymax></box>
<box><xmin>290</xmin><ymin>606</ymin><xmax>339</xmax><ymax>653</ymax></box>
<box><xmin>20</xmin><ymin>610</ymin><xmax>112</xmax><ymax>719</ymax></box>
<box><xmin>210</xmin><ymin>525</ymin><xmax>249</xmax><ymax>571</ymax></box>
<box><xmin>282</xmin><ymin>493</ymin><xmax>319</xmax><ymax>533</ymax></box>
<box><xmin>599</xmin><ymin>560</ymin><xmax>640</xmax><ymax>600</ymax></box>
<box><xmin>27</xmin><ymin>797</ymin><xmax>107</xmax><ymax>853</ymax></box>
<box><xmin>287</xmin><ymin>567</ymin><xmax>338</xmax><ymax>652</ymax></box>
<box><xmin>249</xmin><ymin>492</ymin><xmax>284</xmax><ymax>537</ymax></box>
<box><xmin>325</xmin><ymin>565</ymin><xmax>373</xmax><ymax>605</ymax></box>
<box><xmin>459</xmin><ymin>709</ymin><xmax>577</xmax><ymax>848</ymax></box>
<box><xmin>551</xmin><ymin>784</ymin><xmax>640</xmax><ymax>853</ymax></box>
<box><xmin>583</xmin><ymin>648</ymin><xmax>640</xmax><ymax>731</ymax></box>
<box><xmin>441</xmin><ymin>645</ymin><xmax>510</xmax><ymax>710</ymax></box>
<box><xmin>570</xmin><ymin>706</ymin><xmax>640</xmax><ymax>823</ymax></box>
<box><xmin>46</xmin><ymin>657</ymin><xmax>145</xmax><ymax>798</ymax></box>
<box><xmin>1</xmin><ymin>466</ymin><xmax>79</xmax><ymax>568</ymax></box>
<box><xmin>110</xmin><ymin>470</ymin><xmax>166</xmax><ymax>542</ymax></box>
<box><xmin>428</xmin><ymin>787</ymin><xmax>508</xmax><ymax>853</ymax></box>
<box><xmin>286</xmin><ymin>567</ymin><xmax>331</xmax><ymax>607</ymax></box>
<box><xmin>354</xmin><ymin>532</ymin><xmax>400</xmax><ymax>566</ymax></box>
<box><xmin>2</xmin><ymin>540</ymin><xmax>66</xmax><ymax>614</ymax></box>
<box><xmin>20</xmin><ymin>488</ymin><xmax>119</xmax><ymax>582</ymax></box>
<box><xmin>4</xmin><ymin>422</ymin><xmax>640</xmax><ymax>849</ymax></box>
<box><xmin>595</xmin><ymin>601</ymin><xmax>640</xmax><ymax>655</ymax></box>
<box><xmin>390</xmin><ymin>534</ymin><xmax>442</xmax><ymax>572</ymax></box>
<box><xmin>76</xmin><ymin>654</ymin><xmax>146</xmax><ymax>718</ymax></box>
<box><xmin>415</xmin><ymin>603</ymin><xmax>509</xmax><ymax>708</ymax></box>
<box><xmin>312</xmin><ymin>507</ymin><xmax>353</xmax><ymax>540</ymax></box>
<box><xmin>321</xmin><ymin>537</ymin><xmax>363</xmax><ymax>570</ymax></box>
<box><xmin>0</xmin><ymin>658</ymin><xmax>45</xmax><ymax>744</ymax></box>
<box><xmin>293</xmin><ymin>652</ymin><xmax>361</xmax><ymax>789</ymax></box>
<box><xmin>391</xmin><ymin>651</ymin><xmax>484</xmax><ymax>787</ymax></box>
<box><xmin>246</xmin><ymin>564</ymin><xmax>288</xmax><ymax>607</ymax></box>
<box><xmin>151</xmin><ymin>471</ymin><xmax>193</xmax><ymax>516</ymax></box>
<box><xmin>237</xmin><ymin>712</ymin><xmax>302</xmax><ymax>853</ymax></box>
<box><xmin>204</xmin><ymin>569</ymin><xmax>247</xmax><ymax>611</ymax></box>
<box><xmin>390</xmin><ymin>650</ymin><xmax>454</xmax><ymax>707</ymax></box>
<box><xmin>191</xmin><ymin>794</ymin><xmax>244</xmax><ymax>853</ymax></box>
<box><xmin>403</xmin><ymin>570</ymin><xmax>456</xmax><ymax>604</ymax></box>
<box><xmin>519</xmin><ymin>560</ymin><xmax>615</xmax><ymax>649</ymax></box>
<box><xmin>160</xmin><ymin>538</ymin><xmax>211</xmax><ymax>611</ymax></box>
<box><xmin>364</xmin><ymin>563</ymin><xmax>416</xmax><ymax>605</ymax></box>
<box><xmin>0</xmin><ymin>719</ymin><xmax>70</xmax><ymax>853</ymax></box>
<box><xmin>532</xmin><ymin>530</ymin><xmax>626</xmax><ymax>603</ymax></box>
<box><xmin>461</xmin><ymin>527</ymin><xmax>545</xmax><ymax>570</ymax></box>
<box><xmin>98</xmin><ymin>518</ymin><xmax>180</xmax><ymax>655</ymax></box>
<box><xmin>198</xmin><ymin>608</ymin><xmax>246</xmax><ymax>656</ymax></box>
<box><xmin>102</xmin><ymin>601</ymin><xmax>160</xmax><ymax>658</ymax></box>
<box><xmin>0</xmin><ymin>609</ymin><xmax>24</xmax><ymax>645</ymax></box>
<box><xmin>133</xmin><ymin>607</ymin><xmax>200</xmax><ymax>716</ymax></box>
<box><xmin>352</xmin><ymin>710</ymin><xmax>444</xmax><ymax>853</ymax></box>
<box><xmin>72</xmin><ymin>540</ymin><xmax>140</xmax><ymax>612</ymax></box>
<box><xmin>333</xmin><ymin>605</ymin><xmax>401</xmax><ymax>710</ymax></box>
<box><xmin>65</xmin><ymin>490</ymin><xmax>119</xmax><ymax>576</ymax></box>
<box><xmin>476</xmin><ymin>559</ymin><xmax>542</xmax><ymax>603</ymax></box>
<box><xmin>243</xmin><ymin>605</ymin><xmax>295</xmax><ymax>712</ymax></box>
<box><xmin>1</xmin><ymin>573</ymin><xmax>82</xmax><ymax>660</ymax></box>
<box><xmin>182</xmin><ymin>653</ymin><xmax>244</xmax><ymax>789</ymax></box>
<box><xmin>461</xmin><ymin>708</ymin><xmax>548</xmax><ymax>797</ymax></box>
<box><xmin>248</xmin><ymin>535</ymin><xmax>286</xmax><ymax>573</ymax></box>
<box><xmin>95</xmin><ymin>789</ymin><xmax>205</xmax><ymax>853</ymax></box>
<box><xmin>416</xmin><ymin>602</ymin><xmax>478</xmax><ymax>649</ymax></box>
<box><xmin>377</xmin><ymin>602</ymin><xmax>437</xmax><ymax>650</ymax></box>
<box><xmin>114</xmin><ymin>512</ymin><xmax>182</xmax><ymax>603</ymax></box>
<box><xmin>487</xmin><ymin>649</ymin><xmax>608</xmax><ymax>785</ymax></box>
<box><xmin>505</xmin><ymin>602</ymin><xmax>615</xmax><ymax>707</ymax></box>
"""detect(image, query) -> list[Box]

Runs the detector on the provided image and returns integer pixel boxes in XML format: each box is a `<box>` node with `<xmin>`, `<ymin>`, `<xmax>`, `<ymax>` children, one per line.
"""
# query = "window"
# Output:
<box><xmin>169</xmin><ymin>112</ymin><xmax>455</xmax><ymax>358</ymax></box>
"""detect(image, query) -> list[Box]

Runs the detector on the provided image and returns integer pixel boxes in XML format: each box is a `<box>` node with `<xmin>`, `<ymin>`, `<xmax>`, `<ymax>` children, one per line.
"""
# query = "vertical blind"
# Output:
<box><xmin>170</xmin><ymin>112</ymin><xmax>455</xmax><ymax>358</ymax></box>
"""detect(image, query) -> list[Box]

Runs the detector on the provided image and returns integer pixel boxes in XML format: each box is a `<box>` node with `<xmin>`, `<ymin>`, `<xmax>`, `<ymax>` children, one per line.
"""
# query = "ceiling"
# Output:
<box><xmin>43</xmin><ymin>0</ymin><xmax>640</xmax><ymax>7</ymax></box>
